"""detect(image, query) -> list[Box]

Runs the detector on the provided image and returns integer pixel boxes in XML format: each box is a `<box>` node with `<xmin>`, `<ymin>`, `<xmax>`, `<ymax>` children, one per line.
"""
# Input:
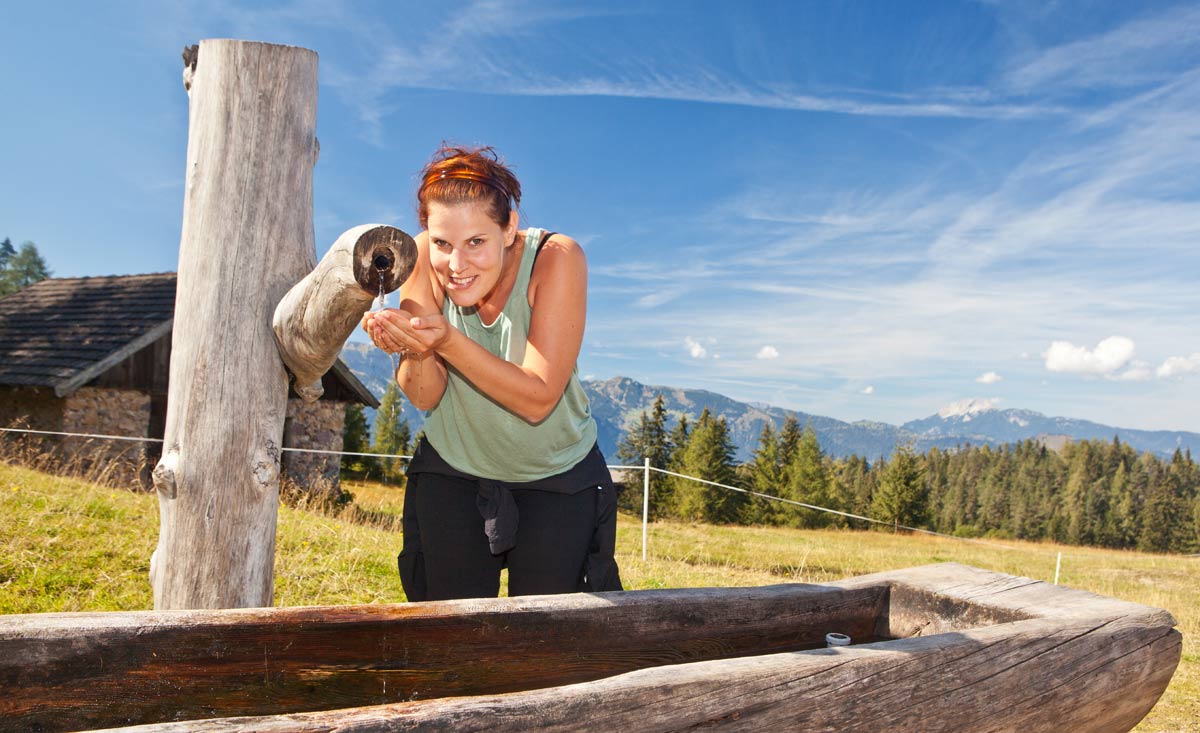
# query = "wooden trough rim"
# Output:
<box><xmin>5</xmin><ymin>562</ymin><xmax>1172</xmax><ymax>630</ymax></box>
<box><xmin>4</xmin><ymin>563</ymin><xmax>1181</xmax><ymax>733</ymax></box>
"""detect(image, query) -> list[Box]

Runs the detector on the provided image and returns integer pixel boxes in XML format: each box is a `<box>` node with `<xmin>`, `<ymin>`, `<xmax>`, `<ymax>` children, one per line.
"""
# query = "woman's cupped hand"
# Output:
<box><xmin>361</xmin><ymin>308</ymin><xmax>450</xmax><ymax>357</ymax></box>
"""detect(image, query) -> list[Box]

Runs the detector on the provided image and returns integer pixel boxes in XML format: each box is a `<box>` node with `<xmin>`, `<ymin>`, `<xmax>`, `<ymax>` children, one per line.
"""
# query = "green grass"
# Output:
<box><xmin>2</xmin><ymin>463</ymin><xmax>1195</xmax><ymax>731</ymax></box>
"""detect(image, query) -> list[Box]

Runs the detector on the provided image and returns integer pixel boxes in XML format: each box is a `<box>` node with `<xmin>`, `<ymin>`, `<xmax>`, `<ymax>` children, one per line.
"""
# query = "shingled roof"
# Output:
<box><xmin>0</xmin><ymin>274</ymin><xmax>378</xmax><ymax>407</ymax></box>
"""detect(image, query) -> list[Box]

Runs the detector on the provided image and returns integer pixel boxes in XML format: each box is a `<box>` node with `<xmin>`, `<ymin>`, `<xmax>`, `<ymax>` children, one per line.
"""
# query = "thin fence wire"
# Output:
<box><xmin>647</xmin><ymin>465</ymin><xmax>1018</xmax><ymax>549</ymax></box>
<box><xmin>0</xmin><ymin>425</ymin><xmax>1057</xmax><ymax>555</ymax></box>
<box><xmin>0</xmin><ymin>428</ymin><xmax>413</xmax><ymax>460</ymax></box>
<box><xmin>0</xmin><ymin>427</ymin><xmax>164</xmax><ymax>444</ymax></box>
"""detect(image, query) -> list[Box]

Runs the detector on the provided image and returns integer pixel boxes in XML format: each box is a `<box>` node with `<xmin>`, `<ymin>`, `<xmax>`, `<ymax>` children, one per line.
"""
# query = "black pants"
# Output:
<box><xmin>399</xmin><ymin>472</ymin><xmax>617</xmax><ymax>601</ymax></box>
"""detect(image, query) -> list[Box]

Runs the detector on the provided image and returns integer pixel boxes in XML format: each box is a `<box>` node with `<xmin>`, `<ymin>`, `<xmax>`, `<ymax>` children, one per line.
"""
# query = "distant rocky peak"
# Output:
<box><xmin>936</xmin><ymin>398</ymin><xmax>1000</xmax><ymax>420</ymax></box>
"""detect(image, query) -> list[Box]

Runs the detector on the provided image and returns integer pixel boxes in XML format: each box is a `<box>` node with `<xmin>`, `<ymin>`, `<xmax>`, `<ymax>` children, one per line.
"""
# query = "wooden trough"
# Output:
<box><xmin>0</xmin><ymin>563</ymin><xmax>1180</xmax><ymax>732</ymax></box>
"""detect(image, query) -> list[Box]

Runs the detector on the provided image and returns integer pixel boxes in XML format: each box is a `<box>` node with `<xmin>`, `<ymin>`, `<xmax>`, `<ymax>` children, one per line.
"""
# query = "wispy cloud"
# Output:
<box><xmin>226</xmin><ymin>0</ymin><xmax>1091</xmax><ymax>143</ymax></box>
<box><xmin>976</xmin><ymin>371</ymin><xmax>1002</xmax><ymax>384</ymax></box>
<box><xmin>1003</xmin><ymin>4</ymin><xmax>1200</xmax><ymax>94</ymax></box>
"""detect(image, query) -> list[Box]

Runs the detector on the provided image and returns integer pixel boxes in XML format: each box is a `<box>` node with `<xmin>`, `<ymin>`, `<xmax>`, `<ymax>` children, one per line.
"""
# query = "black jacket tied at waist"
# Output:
<box><xmin>476</xmin><ymin>478</ymin><xmax>520</xmax><ymax>554</ymax></box>
<box><xmin>405</xmin><ymin>437</ymin><xmax>622</xmax><ymax>592</ymax></box>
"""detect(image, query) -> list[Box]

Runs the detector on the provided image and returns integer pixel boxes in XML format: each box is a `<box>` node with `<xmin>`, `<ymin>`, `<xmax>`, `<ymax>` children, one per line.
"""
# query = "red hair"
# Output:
<box><xmin>416</xmin><ymin>145</ymin><xmax>522</xmax><ymax>229</ymax></box>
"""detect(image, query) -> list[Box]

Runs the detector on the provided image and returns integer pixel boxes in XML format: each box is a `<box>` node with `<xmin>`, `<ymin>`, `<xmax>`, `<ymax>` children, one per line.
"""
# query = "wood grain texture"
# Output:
<box><xmin>0</xmin><ymin>564</ymin><xmax>1180</xmax><ymax>733</ymax></box>
<box><xmin>2</xmin><ymin>583</ymin><xmax>884</xmax><ymax>731</ymax></box>
<box><xmin>151</xmin><ymin>39</ymin><xmax>318</xmax><ymax>610</ymax></box>
<box><xmin>273</xmin><ymin>224</ymin><xmax>416</xmax><ymax>401</ymax></box>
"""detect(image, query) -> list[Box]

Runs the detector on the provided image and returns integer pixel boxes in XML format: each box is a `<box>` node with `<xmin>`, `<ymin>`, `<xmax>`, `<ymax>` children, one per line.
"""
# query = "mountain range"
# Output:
<box><xmin>339</xmin><ymin>343</ymin><xmax>1198</xmax><ymax>462</ymax></box>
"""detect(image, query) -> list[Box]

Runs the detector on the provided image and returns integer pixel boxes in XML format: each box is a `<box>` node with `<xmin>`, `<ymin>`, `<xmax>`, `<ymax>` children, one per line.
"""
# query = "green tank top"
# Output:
<box><xmin>422</xmin><ymin>227</ymin><xmax>598</xmax><ymax>481</ymax></box>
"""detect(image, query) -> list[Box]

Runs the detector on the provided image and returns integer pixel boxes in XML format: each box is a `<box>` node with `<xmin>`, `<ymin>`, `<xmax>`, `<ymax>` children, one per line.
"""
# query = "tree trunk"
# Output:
<box><xmin>273</xmin><ymin>224</ymin><xmax>416</xmax><ymax>401</ymax></box>
<box><xmin>151</xmin><ymin>39</ymin><xmax>319</xmax><ymax>610</ymax></box>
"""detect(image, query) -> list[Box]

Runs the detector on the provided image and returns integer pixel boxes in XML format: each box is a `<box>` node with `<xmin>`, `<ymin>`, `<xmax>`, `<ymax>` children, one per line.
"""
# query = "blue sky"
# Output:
<box><xmin>3</xmin><ymin>1</ymin><xmax>1199</xmax><ymax>432</ymax></box>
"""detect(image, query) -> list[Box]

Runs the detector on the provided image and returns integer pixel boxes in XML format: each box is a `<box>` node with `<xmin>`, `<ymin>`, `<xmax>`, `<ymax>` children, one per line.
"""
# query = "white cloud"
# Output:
<box><xmin>756</xmin><ymin>345</ymin><xmax>779</xmax><ymax>360</ymax></box>
<box><xmin>1157</xmin><ymin>353</ymin><xmax>1200</xmax><ymax>379</ymax></box>
<box><xmin>859</xmin><ymin>385</ymin><xmax>875</xmax><ymax>395</ymax></box>
<box><xmin>636</xmin><ymin>289</ymin><xmax>684</xmax><ymax>308</ymax></box>
<box><xmin>1043</xmin><ymin>337</ymin><xmax>1136</xmax><ymax>376</ymax></box>
<box><xmin>1119</xmin><ymin>361</ymin><xmax>1154</xmax><ymax>382</ymax></box>
<box><xmin>685</xmin><ymin>337</ymin><xmax>707</xmax><ymax>359</ymax></box>
<box><xmin>976</xmin><ymin>371</ymin><xmax>1003</xmax><ymax>384</ymax></box>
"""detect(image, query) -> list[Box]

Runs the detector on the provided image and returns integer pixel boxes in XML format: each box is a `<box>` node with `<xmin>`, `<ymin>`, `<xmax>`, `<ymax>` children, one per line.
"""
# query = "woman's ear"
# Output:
<box><xmin>506</xmin><ymin>210</ymin><xmax>520</xmax><ymax>247</ymax></box>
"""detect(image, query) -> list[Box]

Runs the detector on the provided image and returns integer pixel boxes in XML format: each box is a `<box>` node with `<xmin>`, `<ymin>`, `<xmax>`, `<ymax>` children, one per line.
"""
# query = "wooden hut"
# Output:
<box><xmin>0</xmin><ymin>274</ymin><xmax>378</xmax><ymax>492</ymax></box>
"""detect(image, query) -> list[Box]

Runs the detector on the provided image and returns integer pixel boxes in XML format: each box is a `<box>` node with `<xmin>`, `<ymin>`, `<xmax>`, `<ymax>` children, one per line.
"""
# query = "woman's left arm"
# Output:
<box><xmin>418</xmin><ymin>235</ymin><xmax>587</xmax><ymax>423</ymax></box>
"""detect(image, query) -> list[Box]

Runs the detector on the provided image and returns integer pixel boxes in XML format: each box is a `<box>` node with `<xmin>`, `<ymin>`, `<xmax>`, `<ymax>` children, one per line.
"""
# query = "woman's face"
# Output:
<box><xmin>426</xmin><ymin>200</ymin><xmax>518</xmax><ymax>308</ymax></box>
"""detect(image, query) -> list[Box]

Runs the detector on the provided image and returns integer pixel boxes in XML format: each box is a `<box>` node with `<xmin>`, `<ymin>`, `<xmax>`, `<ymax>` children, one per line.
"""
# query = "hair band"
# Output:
<box><xmin>422</xmin><ymin>168</ymin><xmax>515</xmax><ymax>207</ymax></box>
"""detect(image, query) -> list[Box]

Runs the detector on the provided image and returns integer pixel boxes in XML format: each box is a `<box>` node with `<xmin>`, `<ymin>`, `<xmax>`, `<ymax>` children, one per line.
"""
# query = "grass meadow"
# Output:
<box><xmin>1</xmin><ymin>463</ymin><xmax>1195</xmax><ymax>731</ymax></box>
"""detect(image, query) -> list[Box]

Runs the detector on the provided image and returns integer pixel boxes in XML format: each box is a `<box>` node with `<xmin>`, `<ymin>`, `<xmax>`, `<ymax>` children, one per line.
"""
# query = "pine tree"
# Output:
<box><xmin>845</xmin><ymin>455</ymin><xmax>874</xmax><ymax>519</ymax></box>
<box><xmin>672</xmin><ymin>409</ymin><xmax>744</xmax><ymax>523</ymax></box>
<box><xmin>778</xmin><ymin>415</ymin><xmax>802</xmax><ymax>470</ymax></box>
<box><xmin>0</xmin><ymin>238</ymin><xmax>15</xmax><ymax>269</ymax></box>
<box><xmin>787</xmin><ymin>425</ymin><xmax>834</xmax><ymax>528</ymax></box>
<box><xmin>372</xmin><ymin>381</ymin><xmax>411</xmax><ymax>483</ymax></box>
<box><xmin>0</xmin><ymin>240</ymin><xmax>51</xmax><ymax>296</ymax></box>
<box><xmin>660</xmin><ymin>414</ymin><xmax>690</xmax><ymax>518</ymax></box>
<box><xmin>746</xmin><ymin>422</ymin><xmax>784</xmax><ymax>524</ymax></box>
<box><xmin>871</xmin><ymin>444</ymin><xmax>928</xmax><ymax>530</ymax></box>
<box><xmin>616</xmin><ymin>394</ymin><xmax>672</xmax><ymax>517</ymax></box>
<box><xmin>341</xmin><ymin>403</ymin><xmax>376</xmax><ymax>478</ymax></box>
<box><xmin>667</xmin><ymin>415</ymin><xmax>689</xmax><ymax>461</ymax></box>
<box><xmin>1138</xmin><ymin>479</ymin><xmax>1184</xmax><ymax>553</ymax></box>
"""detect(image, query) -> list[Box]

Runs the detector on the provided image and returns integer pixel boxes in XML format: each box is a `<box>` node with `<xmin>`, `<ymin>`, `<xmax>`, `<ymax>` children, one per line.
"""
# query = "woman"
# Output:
<box><xmin>362</xmin><ymin>145</ymin><xmax>622</xmax><ymax>601</ymax></box>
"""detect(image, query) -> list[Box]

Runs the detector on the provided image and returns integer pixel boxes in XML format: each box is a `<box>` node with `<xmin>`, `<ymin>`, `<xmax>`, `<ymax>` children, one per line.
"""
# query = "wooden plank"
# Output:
<box><xmin>93</xmin><ymin>620</ymin><xmax>1181</xmax><ymax>732</ymax></box>
<box><xmin>0</xmin><ymin>583</ymin><xmax>887</xmax><ymax>732</ymax></box>
<box><xmin>0</xmin><ymin>565</ymin><xmax>1178</xmax><ymax>733</ymax></box>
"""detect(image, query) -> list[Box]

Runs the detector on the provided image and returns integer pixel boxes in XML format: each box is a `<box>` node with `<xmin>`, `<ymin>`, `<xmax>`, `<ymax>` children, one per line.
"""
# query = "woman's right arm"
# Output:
<box><xmin>363</xmin><ymin>232</ymin><xmax>448</xmax><ymax>409</ymax></box>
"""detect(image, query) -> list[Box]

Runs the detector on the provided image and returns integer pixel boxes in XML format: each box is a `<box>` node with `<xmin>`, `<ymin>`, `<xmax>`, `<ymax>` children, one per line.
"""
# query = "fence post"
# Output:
<box><xmin>1054</xmin><ymin>552</ymin><xmax>1062</xmax><ymax>585</ymax></box>
<box><xmin>642</xmin><ymin>457</ymin><xmax>650</xmax><ymax>561</ymax></box>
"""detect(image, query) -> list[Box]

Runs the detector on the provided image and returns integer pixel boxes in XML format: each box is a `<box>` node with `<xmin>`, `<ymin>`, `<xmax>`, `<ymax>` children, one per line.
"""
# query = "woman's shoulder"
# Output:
<box><xmin>527</xmin><ymin>230</ymin><xmax>586</xmax><ymax>304</ymax></box>
<box><xmin>531</xmin><ymin>230</ymin><xmax>585</xmax><ymax>265</ymax></box>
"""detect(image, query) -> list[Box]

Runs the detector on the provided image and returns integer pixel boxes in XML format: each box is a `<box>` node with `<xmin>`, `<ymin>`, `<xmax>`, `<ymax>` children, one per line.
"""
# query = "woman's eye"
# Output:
<box><xmin>469</xmin><ymin>238</ymin><xmax>484</xmax><ymax>247</ymax></box>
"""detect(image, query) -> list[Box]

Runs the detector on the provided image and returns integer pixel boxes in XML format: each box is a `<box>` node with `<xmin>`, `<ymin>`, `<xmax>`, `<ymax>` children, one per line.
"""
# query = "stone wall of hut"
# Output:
<box><xmin>62</xmin><ymin>387</ymin><xmax>151</xmax><ymax>482</ymax></box>
<box><xmin>282</xmin><ymin>398</ymin><xmax>346</xmax><ymax>497</ymax></box>
<box><xmin>0</xmin><ymin>386</ymin><xmax>65</xmax><ymax>433</ymax></box>
<box><xmin>2</xmin><ymin>386</ymin><xmax>348</xmax><ymax>494</ymax></box>
<box><xmin>0</xmin><ymin>386</ymin><xmax>149</xmax><ymax>483</ymax></box>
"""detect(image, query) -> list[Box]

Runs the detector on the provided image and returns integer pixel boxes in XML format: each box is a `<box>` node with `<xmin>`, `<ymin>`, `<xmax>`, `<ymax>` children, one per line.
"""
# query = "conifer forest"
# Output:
<box><xmin>617</xmin><ymin>395</ymin><xmax>1200</xmax><ymax>554</ymax></box>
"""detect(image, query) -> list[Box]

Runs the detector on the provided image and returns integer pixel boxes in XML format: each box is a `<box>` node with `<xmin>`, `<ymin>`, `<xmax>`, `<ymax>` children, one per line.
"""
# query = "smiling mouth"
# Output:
<box><xmin>448</xmin><ymin>275</ymin><xmax>478</xmax><ymax>290</ymax></box>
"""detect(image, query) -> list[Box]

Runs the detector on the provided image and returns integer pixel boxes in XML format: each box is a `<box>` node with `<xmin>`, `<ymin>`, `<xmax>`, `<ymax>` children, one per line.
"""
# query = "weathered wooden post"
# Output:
<box><xmin>152</xmin><ymin>39</ymin><xmax>414</xmax><ymax>610</ymax></box>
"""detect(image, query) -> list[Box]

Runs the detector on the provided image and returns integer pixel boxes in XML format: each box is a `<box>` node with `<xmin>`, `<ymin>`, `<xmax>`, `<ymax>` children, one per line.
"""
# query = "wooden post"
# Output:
<box><xmin>151</xmin><ymin>39</ymin><xmax>319</xmax><ymax>610</ymax></box>
<box><xmin>642</xmin><ymin>457</ymin><xmax>650</xmax><ymax>561</ymax></box>
<box><xmin>273</xmin><ymin>224</ymin><xmax>415</xmax><ymax>401</ymax></box>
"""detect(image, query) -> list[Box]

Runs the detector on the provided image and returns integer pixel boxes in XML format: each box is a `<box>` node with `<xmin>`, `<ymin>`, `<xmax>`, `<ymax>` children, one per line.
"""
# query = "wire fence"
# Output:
<box><xmin>0</xmin><ymin>425</ymin><xmax>1093</xmax><ymax>575</ymax></box>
